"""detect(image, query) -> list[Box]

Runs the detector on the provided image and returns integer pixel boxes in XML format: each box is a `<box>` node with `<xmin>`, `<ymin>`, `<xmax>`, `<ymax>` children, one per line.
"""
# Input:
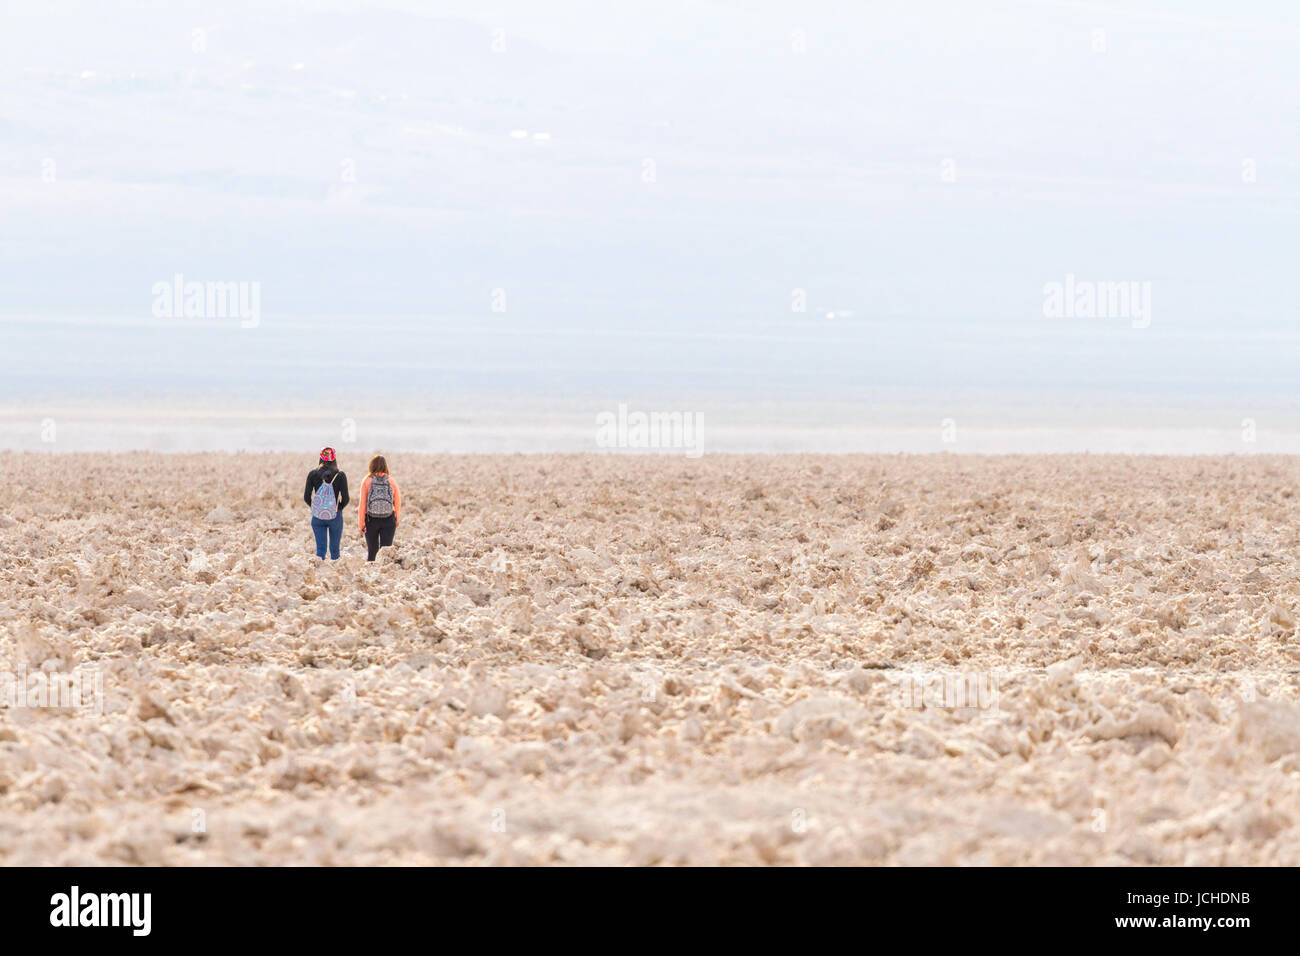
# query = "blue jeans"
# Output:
<box><xmin>311</xmin><ymin>513</ymin><xmax>344</xmax><ymax>559</ymax></box>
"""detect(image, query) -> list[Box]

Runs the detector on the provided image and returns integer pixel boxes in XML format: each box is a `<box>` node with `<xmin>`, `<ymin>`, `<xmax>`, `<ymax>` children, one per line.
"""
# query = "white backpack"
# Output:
<box><xmin>311</xmin><ymin>473</ymin><xmax>340</xmax><ymax>520</ymax></box>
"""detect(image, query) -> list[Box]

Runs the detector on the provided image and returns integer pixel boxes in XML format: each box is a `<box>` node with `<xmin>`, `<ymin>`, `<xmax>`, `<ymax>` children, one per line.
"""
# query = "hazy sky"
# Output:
<box><xmin>1</xmin><ymin>1</ymin><xmax>1297</xmax><ymax>436</ymax></box>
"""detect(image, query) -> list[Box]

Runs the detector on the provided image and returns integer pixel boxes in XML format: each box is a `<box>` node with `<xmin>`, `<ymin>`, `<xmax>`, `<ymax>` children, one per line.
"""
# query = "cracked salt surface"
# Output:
<box><xmin>0</xmin><ymin>452</ymin><xmax>1298</xmax><ymax>864</ymax></box>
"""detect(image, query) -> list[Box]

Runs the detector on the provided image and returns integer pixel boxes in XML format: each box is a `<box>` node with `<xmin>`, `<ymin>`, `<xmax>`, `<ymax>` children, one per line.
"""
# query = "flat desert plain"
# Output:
<box><xmin>1</xmin><ymin>452</ymin><xmax>1299</xmax><ymax>865</ymax></box>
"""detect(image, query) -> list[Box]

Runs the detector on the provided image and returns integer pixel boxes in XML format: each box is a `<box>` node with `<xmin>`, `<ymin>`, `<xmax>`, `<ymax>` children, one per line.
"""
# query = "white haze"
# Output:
<box><xmin>1</xmin><ymin>1</ymin><xmax>1297</xmax><ymax>451</ymax></box>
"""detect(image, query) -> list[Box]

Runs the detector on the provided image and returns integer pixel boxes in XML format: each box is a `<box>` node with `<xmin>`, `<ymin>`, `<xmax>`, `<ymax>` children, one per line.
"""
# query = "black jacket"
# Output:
<box><xmin>304</xmin><ymin>466</ymin><xmax>350</xmax><ymax>512</ymax></box>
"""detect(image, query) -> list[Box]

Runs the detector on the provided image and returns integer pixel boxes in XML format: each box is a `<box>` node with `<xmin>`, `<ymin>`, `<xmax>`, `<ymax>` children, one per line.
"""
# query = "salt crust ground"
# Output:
<box><xmin>1</xmin><ymin>453</ymin><xmax>1298</xmax><ymax>865</ymax></box>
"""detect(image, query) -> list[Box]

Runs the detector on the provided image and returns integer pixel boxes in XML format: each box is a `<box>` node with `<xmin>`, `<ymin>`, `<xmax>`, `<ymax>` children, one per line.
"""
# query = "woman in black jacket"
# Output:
<box><xmin>303</xmin><ymin>447</ymin><xmax>350</xmax><ymax>559</ymax></box>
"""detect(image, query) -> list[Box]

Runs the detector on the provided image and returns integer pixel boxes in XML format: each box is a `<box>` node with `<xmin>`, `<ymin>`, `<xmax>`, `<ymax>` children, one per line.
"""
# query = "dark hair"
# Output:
<box><xmin>369</xmin><ymin>455</ymin><xmax>389</xmax><ymax>475</ymax></box>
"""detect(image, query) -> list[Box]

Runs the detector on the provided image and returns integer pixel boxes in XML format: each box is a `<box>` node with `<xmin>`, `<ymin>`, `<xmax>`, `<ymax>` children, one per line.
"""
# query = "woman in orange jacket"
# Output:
<box><xmin>358</xmin><ymin>454</ymin><xmax>402</xmax><ymax>561</ymax></box>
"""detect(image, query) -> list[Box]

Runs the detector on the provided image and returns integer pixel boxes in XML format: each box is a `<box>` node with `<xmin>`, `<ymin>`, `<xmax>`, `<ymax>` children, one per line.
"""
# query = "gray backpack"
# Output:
<box><xmin>367</xmin><ymin>475</ymin><xmax>394</xmax><ymax>517</ymax></box>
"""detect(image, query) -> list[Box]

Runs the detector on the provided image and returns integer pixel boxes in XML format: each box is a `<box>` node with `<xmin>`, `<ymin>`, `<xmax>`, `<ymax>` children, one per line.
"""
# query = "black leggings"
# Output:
<box><xmin>364</xmin><ymin>514</ymin><xmax>396</xmax><ymax>561</ymax></box>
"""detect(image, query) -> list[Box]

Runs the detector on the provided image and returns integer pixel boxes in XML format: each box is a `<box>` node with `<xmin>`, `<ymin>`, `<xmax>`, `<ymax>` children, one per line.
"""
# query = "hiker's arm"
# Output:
<box><xmin>303</xmin><ymin>473</ymin><xmax>314</xmax><ymax>506</ymax></box>
<box><xmin>358</xmin><ymin>477</ymin><xmax>369</xmax><ymax>531</ymax></box>
<box><xmin>393</xmin><ymin>479</ymin><xmax>402</xmax><ymax>527</ymax></box>
<box><xmin>336</xmin><ymin>474</ymin><xmax>349</xmax><ymax>510</ymax></box>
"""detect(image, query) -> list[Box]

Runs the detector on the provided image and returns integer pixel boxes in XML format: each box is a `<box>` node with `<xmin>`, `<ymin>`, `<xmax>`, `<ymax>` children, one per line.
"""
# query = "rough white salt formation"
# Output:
<box><xmin>0</xmin><ymin>452</ymin><xmax>1298</xmax><ymax>865</ymax></box>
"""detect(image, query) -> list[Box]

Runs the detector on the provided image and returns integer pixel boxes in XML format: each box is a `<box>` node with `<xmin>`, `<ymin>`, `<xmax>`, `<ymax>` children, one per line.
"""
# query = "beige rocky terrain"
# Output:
<box><xmin>0</xmin><ymin>452</ymin><xmax>1298</xmax><ymax>865</ymax></box>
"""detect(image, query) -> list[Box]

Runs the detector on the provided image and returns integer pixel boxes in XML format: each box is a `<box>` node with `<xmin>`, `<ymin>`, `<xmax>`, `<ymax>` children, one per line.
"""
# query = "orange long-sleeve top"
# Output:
<box><xmin>357</xmin><ymin>474</ymin><xmax>401</xmax><ymax>532</ymax></box>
